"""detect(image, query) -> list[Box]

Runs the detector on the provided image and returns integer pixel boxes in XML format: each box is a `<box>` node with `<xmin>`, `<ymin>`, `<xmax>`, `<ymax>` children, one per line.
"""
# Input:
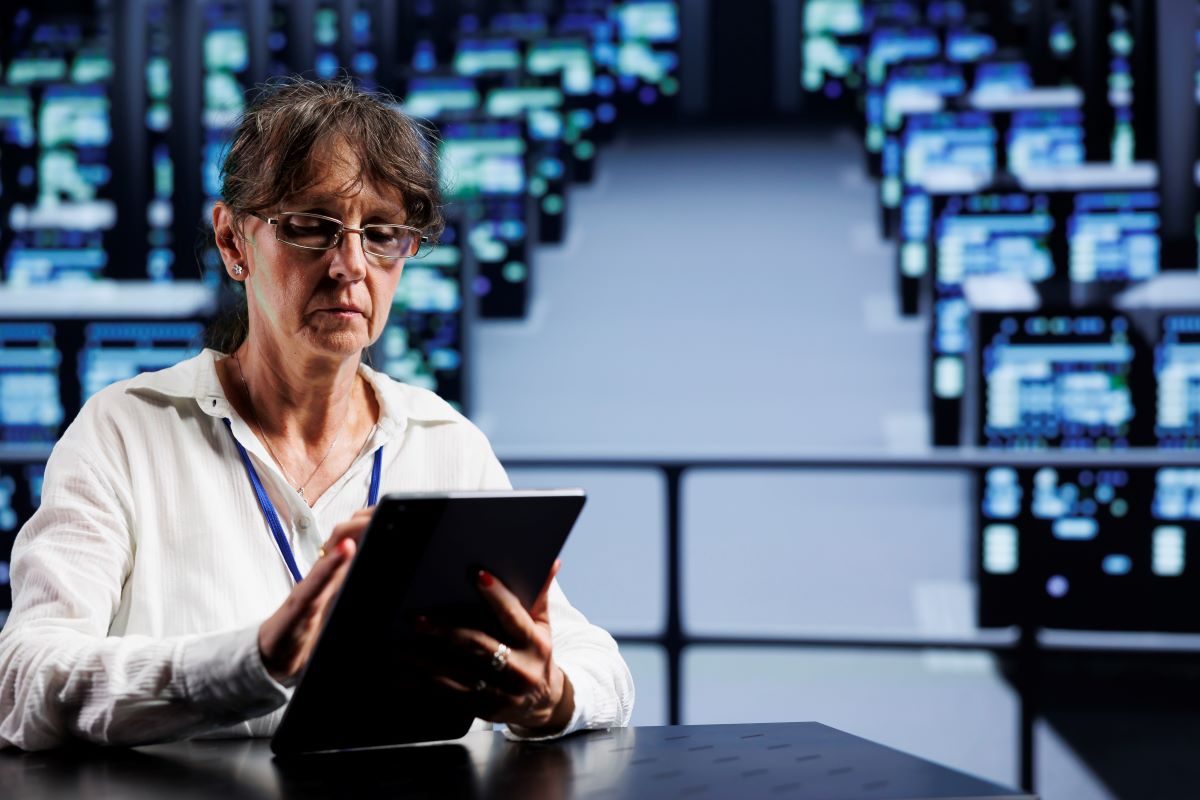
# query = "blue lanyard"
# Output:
<box><xmin>224</xmin><ymin>419</ymin><xmax>382</xmax><ymax>584</ymax></box>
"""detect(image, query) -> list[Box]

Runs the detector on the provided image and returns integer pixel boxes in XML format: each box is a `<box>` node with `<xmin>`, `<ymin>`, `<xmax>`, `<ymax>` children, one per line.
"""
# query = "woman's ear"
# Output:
<box><xmin>212</xmin><ymin>202</ymin><xmax>250</xmax><ymax>279</ymax></box>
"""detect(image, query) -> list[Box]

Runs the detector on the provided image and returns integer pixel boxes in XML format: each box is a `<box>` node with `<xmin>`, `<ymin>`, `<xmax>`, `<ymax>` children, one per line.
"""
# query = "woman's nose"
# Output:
<box><xmin>328</xmin><ymin>230</ymin><xmax>370</xmax><ymax>282</ymax></box>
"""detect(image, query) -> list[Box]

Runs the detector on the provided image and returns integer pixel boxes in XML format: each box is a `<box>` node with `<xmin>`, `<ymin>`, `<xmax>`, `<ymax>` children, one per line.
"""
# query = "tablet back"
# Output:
<box><xmin>270</xmin><ymin>489</ymin><xmax>586</xmax><ymax>755</ymax></box>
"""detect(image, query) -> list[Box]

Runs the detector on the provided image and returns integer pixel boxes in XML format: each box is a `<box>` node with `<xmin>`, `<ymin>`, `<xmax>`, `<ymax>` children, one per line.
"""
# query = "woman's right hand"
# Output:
<box><xmin>256</xmin><ymin>507</ymin><xmax>375</xmax><ymax>683</ymax></box>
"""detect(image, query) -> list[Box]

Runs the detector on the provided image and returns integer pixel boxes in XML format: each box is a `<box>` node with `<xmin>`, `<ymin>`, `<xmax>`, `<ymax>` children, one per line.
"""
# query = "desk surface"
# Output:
<box><xmin>0</xmin><ymin>721</ymin><xmax>1035</xmax><ymax>800</ymax></box>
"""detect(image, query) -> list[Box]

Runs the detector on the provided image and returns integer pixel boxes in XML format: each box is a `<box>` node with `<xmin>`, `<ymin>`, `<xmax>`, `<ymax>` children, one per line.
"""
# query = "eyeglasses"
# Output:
<box><xmin>251</xmin><ymin>211</ymin><xmax>434</xmax><ymax>260</ymax></box>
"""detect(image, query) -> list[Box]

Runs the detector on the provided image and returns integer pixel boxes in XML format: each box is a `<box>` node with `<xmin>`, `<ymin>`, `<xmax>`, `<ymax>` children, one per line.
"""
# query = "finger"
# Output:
<box><xmin>321</xmin><ymin>509</ymin><xmax>375</xmax><ymax>552</ymax></box>
<box><xmin>290</xmin><ymin>540</ymin><xmax>356</xmax><ymax>643</ymax></box>
<box><xmin>426</xmin><ymin>626</ymin><xmax>537</xmax><ymax>695</ymax></box>
<box><xmin>529</xmin><ymin>559</ymin><xmax>561</xmax><ymax>624</ymax></box>
<box><xmin>285</xmin><ymin>537</ymin><xmax>355</xmax><ymax>623</ymax></box>
<box><xmin>477</xmin><ymin>570</ymin><xmax>537</xmax><ymax>647</ymax></box>
<box><xmin>431</xmin><ymin>675</ymin><xmax>529</xmax><ymax>721</ymax></box>
<box><xmin>311</xmin><ymin>540</ymin><xmax>356</xmax><ymax>624</ymax></box>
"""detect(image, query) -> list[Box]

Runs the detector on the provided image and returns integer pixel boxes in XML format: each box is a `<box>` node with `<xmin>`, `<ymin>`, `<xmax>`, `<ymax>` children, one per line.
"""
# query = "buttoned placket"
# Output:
<box><xmin>219</xmin><ymin>402</ymin><xmax>395</xmax><ymax>573</ymax></box>
<box><xmin>194</xmin><ymin>355</ymin><xmax>404</xmax><ymax>578</ymax></box>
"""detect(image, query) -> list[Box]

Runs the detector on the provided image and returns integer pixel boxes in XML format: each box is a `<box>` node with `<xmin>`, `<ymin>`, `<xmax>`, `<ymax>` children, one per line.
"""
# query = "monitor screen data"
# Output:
<box><xmin>375</xmin><ymin>220</ymin><xmax>465</xmax><ymax>407</ymax></box>
<box><xmin>929</xmin><ymin>193</ymin><xmax>1058</xmax><ymax>444</ymax></box>
<box><xmin>1156</xmin><ymin>314</ymin><xmax>1200</xmax><ymax>448</ymax></box>
<box><xmin>0</xmin><ymin>324</ymin><xmax>64</xmax><ymax>445</ymax></box>
<box><xmin>978</xmin><ymin>466</ymin><xmax>1196</xmax><ymax>631</ymax></box>
<box><xmin>893</xmin><ymin>111</ymin><xmax>996</xmax><ymax>302</ymax></box>
<box><xmin>77</xmin><ymin>321</ymin><xmax>205</xmax><ymax>404</ymax></box>
<box><xmin>1067</xmin><ymin>190</ymin><xmax>1159</xmax><ymax>283</ymax></box>
<box><xmin>440</xmin><ymin>120</ymin><xmax>531</xmax><ymax>318</ymax></box>
<box><xmin>978</xmin><ymin>312</ymin><xmax>1148</xmax><ymax>450</ymax></box>
<box><xmin>1006</xmin><ymin>108</ymin><xmax>1085</xmax><ymax>175</ymax></box>
<box><xmin>801</xmin><ymin>0</ymin><xmax>866</xmax><ymax>99</ymax></box>
<box><xmin>0</xmin><ymin>461</ymin><xmax>43</xmax><ymax>609</ymax></box>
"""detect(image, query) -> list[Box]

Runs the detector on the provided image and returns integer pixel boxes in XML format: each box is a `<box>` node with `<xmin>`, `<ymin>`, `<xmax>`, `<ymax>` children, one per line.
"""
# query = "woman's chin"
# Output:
<box><xmin>301</xmin><ymin>328</ymin><xmax>368</xmax><ymax>359</ymax></box>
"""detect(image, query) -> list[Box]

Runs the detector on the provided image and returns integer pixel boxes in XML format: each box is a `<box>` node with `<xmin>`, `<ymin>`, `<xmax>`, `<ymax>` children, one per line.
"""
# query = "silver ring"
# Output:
<box><xmin>474</xmin><ymin>679</ymin><xmax>488</xmax><ymax>692</ymax></box>
<box><xmin>490</xmin><ymin>643</ymin><xmax>510</xmax><ymax>672</ymax></box>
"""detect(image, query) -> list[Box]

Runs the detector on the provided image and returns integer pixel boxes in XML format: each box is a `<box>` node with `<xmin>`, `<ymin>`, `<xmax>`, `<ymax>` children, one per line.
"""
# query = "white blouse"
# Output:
<box><xmin>0</xmin><ymin>349</ymin><xmax>633</xmax><ymax>750</ymax></box>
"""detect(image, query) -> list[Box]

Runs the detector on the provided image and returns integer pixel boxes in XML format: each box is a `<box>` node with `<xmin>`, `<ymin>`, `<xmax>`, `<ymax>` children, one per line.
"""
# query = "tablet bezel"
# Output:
<box><xmin>270</xmin><ymin>489</ymin><xmax>586</xmax><ymax>756</ymax></box>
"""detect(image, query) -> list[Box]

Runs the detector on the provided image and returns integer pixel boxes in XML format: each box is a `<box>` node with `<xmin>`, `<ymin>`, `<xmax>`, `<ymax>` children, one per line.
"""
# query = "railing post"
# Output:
<box><xmin>1017</xmin><ymin>624</ymin><xmax>1038</xmax><ymax>792</ymax></box>
<box><xmin>664</xmin><ymin>465</ymin><xmax>685</xmax><ymax>725</ymax></box>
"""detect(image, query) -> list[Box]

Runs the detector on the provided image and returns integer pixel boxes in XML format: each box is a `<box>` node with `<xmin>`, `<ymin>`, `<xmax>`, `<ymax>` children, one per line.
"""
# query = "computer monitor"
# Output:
<box><xmin>0</xmin><ymin>323</ymin><xmax>64</xmax><ymax>445</ymax></box>
<box><xmin>1067</xmin><ymin>190</ymin><xmax>1159</xmax><ymax>283</ymax></box>
<box><xmin>528</xmin><ymin>38</ymin><xmax>597</xmax><ymax>96</ymax></box>
<box><xmin>892</xmin><ymin>103</ymin><xmax>1084</xmax><ymax>315</ymax></box>
<box><xmin>199</xmin><ymin>5</ymin><xmax>250</xmax><ymax>281</ymax></box>
<box><xmin>1006</xmin><ymin>108</ymin><xmax>1085</xmax><ymax>176</ymax></box>
<box><xmin>863</xmin><ymin>27</ymin><xmax>941</xmax><ymax>160</ymax></box>
<box><xmin>400</xmin><ymin>76</ymin><xmax>482</xmax><ymax>121</ymax></box>
<box><xmin>945</xmin><ymin>28</ymin><xmax>996</xmax><ymax>63</ymax></box>
<box><xmin>801</xmin><ymin>0</ymin><xmax>866</xmax><ymax>99</ymax></box>
<box><xmin>1155</xmin><ymin>314</ymin><xmax>1200</xmax><ymax>448</ymax></box>
<box><xmin>490</xmin><ymin>11</ymin><xmax>550</xmax><ymax>39</ymax></box>
<box><xmin>615</xmin><ymin>1</ymin><xmax>679</xmax><ymax>42</ymax></box>
<box><xmin>0</xmin><ymin>460</ymin><xmax>46</xmax><ymax>613</ymax></box>
<box><xmin>887</xmin><ymin>109</ymin><xmax>995</xmax><ymax>241</ymax></box>
<box><xmin>970</xmin><ymin>60</ymin><xmax>1034</xmax><ymax>101</ymax></box>
<box><xmin>373</xmin><ymin>219</ymin><xmax>466</xmax><ymax>407</ymax></box>
<box><xmin>976</xmin><ymin>311</ymin><xmax>1152</xmax><ymax>449</ymax></box>
<box><xmin>76</xmin><ymin>321</ymin><xmax>206</xmax><ymax>405</ymax></box>
<box><xmin>440</xmin><ymin>121</ymin><xmax>527</xmax><ymax>201</ymax></box>
<box><xmin>485</xmin><ymin>85</ymin><xmax>566</xmax><ymax>119</ymax></box>
<box><xmin>876</xmin><ymin>61</ymin><xmax>970</xmax><ymax>218</ymax></box>
<box><xmin>3</xmin><ymin>79</ymin><xmax>115</xmax><ymax>285</ymax></box>
<box><xmin>439</xmin><ymin>121</ymin><xmax>532</xmax><ymax>318</ymax></box>
<box><xmin>482</xmin><ymin>85</ymin><xmax>572</xmax><ymax>243</ymax></box>
<box><xmin>454</xmin><ymin>38</ymin><xmax>522</xmax><ymax>77</ymax></box>
<box><xmin>977</xmin><ymin>465</ymin><xmax>1197</xmax><ymax>630</ymax></box>
<box><xmin>929</xmin><ymin>192</ymin><xmax>1062</xmax><ymax>444</ymax></box>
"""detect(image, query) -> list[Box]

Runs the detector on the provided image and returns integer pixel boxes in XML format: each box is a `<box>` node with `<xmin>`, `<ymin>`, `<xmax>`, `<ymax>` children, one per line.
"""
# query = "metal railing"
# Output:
<box><xmin>503</xmin><ymin>450</ymin><xmax>1200</xmax><ymax>792</ymax></box>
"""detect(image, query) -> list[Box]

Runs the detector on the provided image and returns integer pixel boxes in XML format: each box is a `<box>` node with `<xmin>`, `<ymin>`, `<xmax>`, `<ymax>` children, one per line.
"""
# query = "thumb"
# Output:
<box><xmin>529</xmin><ymin>559</ymin><xmax>561</xmax><ymax>623</ymax></box>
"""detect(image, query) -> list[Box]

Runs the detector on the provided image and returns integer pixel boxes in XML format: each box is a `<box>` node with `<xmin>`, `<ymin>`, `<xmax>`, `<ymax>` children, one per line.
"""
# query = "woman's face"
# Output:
<box><xmin>217</xmin><ymin>148</ymin><xmax>408</xmax><ymax>362</ymax></box>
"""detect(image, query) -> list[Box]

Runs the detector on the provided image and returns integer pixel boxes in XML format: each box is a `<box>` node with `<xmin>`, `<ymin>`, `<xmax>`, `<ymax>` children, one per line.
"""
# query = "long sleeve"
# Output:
<box><xmin>537</xmin><ymin>580</ymin><xmax>636</xmax><ymax>737</ymax></box>
<box><xmin>0</xmin><ymin>432</ymin><xmax>288</xmax><ymax>751</ymax></box>
<box><xmin>478</xmin><ymin>446</ymin><xmax>636</xmax><ymax>738</ymax></box>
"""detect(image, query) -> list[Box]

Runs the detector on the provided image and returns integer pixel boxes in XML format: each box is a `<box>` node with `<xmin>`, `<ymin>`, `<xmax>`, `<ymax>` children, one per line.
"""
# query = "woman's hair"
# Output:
<box><xmin>206</xmin><ymin>76</ymin><xmax>443</xmax><ymax>353</ymax></box>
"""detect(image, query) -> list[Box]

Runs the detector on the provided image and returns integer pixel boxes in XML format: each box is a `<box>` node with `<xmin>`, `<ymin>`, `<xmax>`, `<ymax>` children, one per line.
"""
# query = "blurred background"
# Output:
<box><xmin>2</xmin><ymin>0</ymin><xmax>1200</xmax><ymax>796</ymax></box>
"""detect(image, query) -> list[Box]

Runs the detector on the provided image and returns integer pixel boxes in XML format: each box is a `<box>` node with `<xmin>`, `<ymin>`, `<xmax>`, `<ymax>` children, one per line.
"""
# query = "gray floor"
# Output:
<box><xmin>471</xmin><ymin>124</ymin><xmax>1114</xmax><ymax>797</ymax></box>
<box><xmin>472</xmin><ymin>124</ymin><xmax>929</xmax><ymax>457</ymax></box>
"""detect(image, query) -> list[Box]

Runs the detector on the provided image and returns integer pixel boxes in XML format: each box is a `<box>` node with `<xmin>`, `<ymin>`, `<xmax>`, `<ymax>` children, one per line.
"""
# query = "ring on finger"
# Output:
<box><xmin>318</xmin><ymin>546</ymin><xmax>327</xmax><ymax>558</ymax></box>
<box><xmin>490</xmin><ymin>643</ymin><xmax>510</xmax><ymax>672</ymax></box>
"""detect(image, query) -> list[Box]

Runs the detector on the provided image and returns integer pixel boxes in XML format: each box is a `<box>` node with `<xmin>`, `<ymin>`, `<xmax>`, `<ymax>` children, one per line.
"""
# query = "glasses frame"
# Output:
<box><xmin>250</xmin><ymin>211</ymin><xmax>433</xmax><ymax>260</ymax></box>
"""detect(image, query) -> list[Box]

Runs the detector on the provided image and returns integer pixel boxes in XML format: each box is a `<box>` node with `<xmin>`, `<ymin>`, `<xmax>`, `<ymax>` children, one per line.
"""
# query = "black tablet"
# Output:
<box><xmin>270</xmin><ymin>489</ymin><xmax>587</xmax><ymax>756</ymax></box>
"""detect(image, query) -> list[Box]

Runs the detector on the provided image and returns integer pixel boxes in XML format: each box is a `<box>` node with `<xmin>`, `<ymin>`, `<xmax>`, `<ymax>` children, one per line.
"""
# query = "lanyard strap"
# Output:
<box><xmin>224</xmin><ymin>419</ymin><xmax>383</xmax><ymax>584</ymax></box>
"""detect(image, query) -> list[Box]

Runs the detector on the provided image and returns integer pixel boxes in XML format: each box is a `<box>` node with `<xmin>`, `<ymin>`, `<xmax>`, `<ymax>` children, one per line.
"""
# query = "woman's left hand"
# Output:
<box><xmin>415</xmin><ymin>560</ymin><xmax>575</xmax><ymax>736</ymax></box>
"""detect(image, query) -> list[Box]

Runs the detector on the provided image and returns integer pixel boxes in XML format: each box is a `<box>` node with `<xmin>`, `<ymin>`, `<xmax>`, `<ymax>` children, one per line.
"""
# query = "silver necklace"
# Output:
<box><xmin>234</xmin><ymin>351</ymin><xmax>347</xmax><ymax>500</ymax></box>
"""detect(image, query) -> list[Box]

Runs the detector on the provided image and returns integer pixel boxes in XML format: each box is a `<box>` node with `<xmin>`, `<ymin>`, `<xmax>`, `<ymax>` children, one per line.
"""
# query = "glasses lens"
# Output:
<box><xmin>363</xmin><ymin>225</ymin><xmax>422</xmax><ymax>259</ymax></box>
<box><xmin>414</xmin><ymin>237</ymin><xmax>435</xmax><ymax>259</ymax></box>
<box><xmin>277</xmin><ymin>213</ymin><xmax>340</xmax><ymax>249</ymax></box>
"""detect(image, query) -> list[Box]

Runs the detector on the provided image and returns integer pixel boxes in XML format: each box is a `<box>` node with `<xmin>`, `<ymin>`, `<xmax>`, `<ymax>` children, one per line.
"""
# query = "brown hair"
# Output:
<box><xmin>207</xmin><ymin>76</ymin><xmax>443</xmax><ymax>352</ymax></box>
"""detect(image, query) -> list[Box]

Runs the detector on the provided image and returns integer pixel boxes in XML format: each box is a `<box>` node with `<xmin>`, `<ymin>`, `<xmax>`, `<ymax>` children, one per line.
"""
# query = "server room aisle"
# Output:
<box><xmin>473</xmin><ymin>122</ymin><xmax>929</xmax><ymax>457</ymax></box>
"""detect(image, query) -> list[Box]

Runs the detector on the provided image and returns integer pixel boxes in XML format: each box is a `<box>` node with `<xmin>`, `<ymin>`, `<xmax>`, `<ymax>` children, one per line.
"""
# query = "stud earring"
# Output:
<box><xmin>232</xmin><ymin>264</ymin><xmax>245</xmax><ymax>276</ymax></box>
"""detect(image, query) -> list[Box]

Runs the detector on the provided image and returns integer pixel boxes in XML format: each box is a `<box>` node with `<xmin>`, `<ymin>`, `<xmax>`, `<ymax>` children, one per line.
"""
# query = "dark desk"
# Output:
<box><xmin>0</xmin><ymin>721</ymin><xmax>1034</xmax><ymax>799</ymax></box>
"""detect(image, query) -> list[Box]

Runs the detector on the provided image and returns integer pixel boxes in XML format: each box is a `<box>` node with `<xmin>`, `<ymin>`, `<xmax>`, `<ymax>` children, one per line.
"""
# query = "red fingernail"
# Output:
<box><xmin>477</xmin><ymin>570</ymin><xmax>494</xmax><ymax>588</ymax></box>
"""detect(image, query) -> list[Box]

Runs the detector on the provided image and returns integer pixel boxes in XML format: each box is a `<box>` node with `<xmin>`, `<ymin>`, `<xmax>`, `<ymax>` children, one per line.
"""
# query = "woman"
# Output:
<box><xmin>0</xmin><ymin>79</ymin><xmax>633</xmax><ymax>750</ymax></box>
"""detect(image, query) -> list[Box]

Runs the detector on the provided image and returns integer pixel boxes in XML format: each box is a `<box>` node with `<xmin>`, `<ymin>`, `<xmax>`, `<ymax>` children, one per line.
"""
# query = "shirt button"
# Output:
<box><xmin>297</xmin><ymin>517</ymin><xmax>310</xmax><ymax>532</ymax></box>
